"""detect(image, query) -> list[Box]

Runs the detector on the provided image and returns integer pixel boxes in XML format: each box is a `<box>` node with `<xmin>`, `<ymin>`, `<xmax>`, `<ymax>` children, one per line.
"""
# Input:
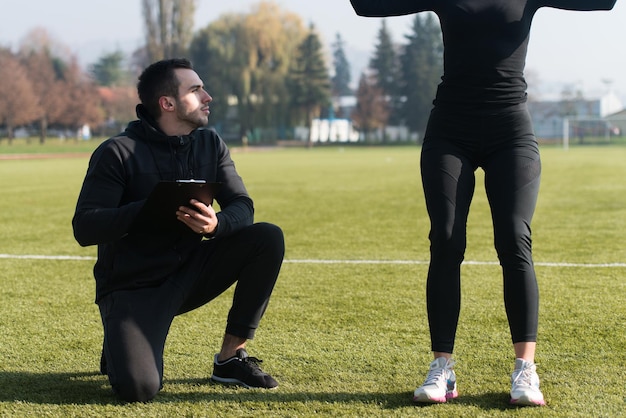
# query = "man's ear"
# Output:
<box><xmin>159</xmin><ymin>96</ymin><xmax>175</xmax><ymax>112</ymax></box>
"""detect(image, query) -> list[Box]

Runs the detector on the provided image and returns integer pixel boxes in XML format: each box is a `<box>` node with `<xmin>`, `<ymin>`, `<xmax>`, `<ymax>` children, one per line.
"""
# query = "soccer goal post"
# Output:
<box><xmin>562</xmin><ymin>116</ymin><xmax>626</xmax><ymax>150</ymax></box>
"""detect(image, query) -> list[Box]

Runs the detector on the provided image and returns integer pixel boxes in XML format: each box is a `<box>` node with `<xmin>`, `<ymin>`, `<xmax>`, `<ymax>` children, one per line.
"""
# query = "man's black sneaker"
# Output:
<box><xmin>211</xmin><ymin>348</ymin><xmax>278</xmax><ymax>389</ymax></box>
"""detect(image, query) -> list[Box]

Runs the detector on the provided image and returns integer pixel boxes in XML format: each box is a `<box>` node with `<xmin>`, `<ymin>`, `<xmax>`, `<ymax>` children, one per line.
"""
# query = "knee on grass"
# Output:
<box><xmin>113</xmin><ymin>376</ymin><xmax>161</xmax><ymax>402</ymax></box>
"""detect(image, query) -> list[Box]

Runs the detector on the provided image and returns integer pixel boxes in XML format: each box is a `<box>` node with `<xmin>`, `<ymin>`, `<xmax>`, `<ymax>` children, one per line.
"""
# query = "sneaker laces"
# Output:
<box><xmin>513</xmin><ymin>363</ymin><xmax>537</xmax><ymax>388</ymax></box>
<box><xmin>241</xmin><ymin>355</ymin><xmax>264</xmax><ymax>372</ymax></box>
<box><xmin>423</xmin><ymin>369</ymin><xmax>446</xmax><ymax>386</ymax></box>
<box><xmin>423</xmin><ymin>359</ymin><xmax>455</xmax><ymax>386</ymax></box>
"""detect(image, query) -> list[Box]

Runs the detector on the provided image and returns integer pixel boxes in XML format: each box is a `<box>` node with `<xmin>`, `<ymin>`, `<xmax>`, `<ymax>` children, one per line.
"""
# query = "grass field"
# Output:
<box><xmin>0</xmin><ymin>141</ymin><xmax>625</xmax><ymax>417</ymax></box>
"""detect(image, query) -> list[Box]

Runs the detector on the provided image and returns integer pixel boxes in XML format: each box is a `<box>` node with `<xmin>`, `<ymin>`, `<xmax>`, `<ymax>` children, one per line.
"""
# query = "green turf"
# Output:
<box><xmin>0</xmin><ymin>145</ymin><xmax>624</xmax><ymax>417</ymax></box>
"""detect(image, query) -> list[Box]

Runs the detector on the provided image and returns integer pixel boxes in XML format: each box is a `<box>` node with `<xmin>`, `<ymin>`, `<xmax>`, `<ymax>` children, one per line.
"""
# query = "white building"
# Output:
<box><xmin>295</xmin><ymin>118</ymin><xmax>360</xmax><ymax>143</ymax></box>
<box><xmin>528</xmin><ymin>91</ymin><xmax>623</xmax><ymax>139</ymax></box>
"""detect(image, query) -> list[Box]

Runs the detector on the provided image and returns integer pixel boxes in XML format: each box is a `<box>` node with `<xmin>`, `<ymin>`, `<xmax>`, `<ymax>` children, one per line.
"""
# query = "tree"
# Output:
<box><xmin>17</xmin><ymin>27</ymin><xmax>73</xmax><ymax>65</ymax></box>
<box><xmin>0</xmin><ymin>50</ymin><xmax>41</xmax><ymax>143</ymax></box>
<box><xmin>142</xmin><ymin>0</ymin><xmax>196</xmax><ymax>65</ymax></box>
<box><xmin>55</xmin><ymin>59</ymin><xmax>104</xmax><ymax>138</ymax></box>
<box><xmin>237</xmin><ymin>2</ymin><xmax>306</xmax><ymax>141</ymax></box>
<box><xmin>370</xmin><ymin>20</ymin><xmax>397</xmax><ymax>96</ymax></box>
<box><xmin>398</xmin><ymin>13</ymin><xmax>443</xmax><ymax>138</ymax></box>
<box><xmin>98</xmin><ymin>86</ymin><xmax>138</xmax><ymax>135</ymax></box>
<box><xmin>190</xmin><ymin>2</ymin><xmax>307</xmax><ymax>142</ymax></box>
<box><xmin>16</xmin><ymin>28</ymin><xmax>75</xmax><ymax>143</ymax></box>
<box><xmin>189</xmin><ymin>14</ymin><xmax>243</xmax><ymax>129</ymax></box>
<box><xmin>352</xmin><ymin>71</ymin><xmax>389</xmax><ymax>142</ymax></box>
<box><xmin>90</xmin><ymin>50</ymin><xmax>131</xmax><ymax>87</ymax></box>
<box><xmin>19</xmin><ymin>48</ymin><xmax>67</xmax><ymax>143</ymax></box>
<box><xmin>369</xmin><ymin>19</ymin><xmax>401</xmax><ymax>137</ymax></box>
<box><xmin>288</xmin><ymin>23</ymin><xmax>332</xmax><ymax>147</ymax></box>
<box><xmin>331</xmin><ymin>33</ymin><xmax>352</xmax><ymax>97</ymax></box>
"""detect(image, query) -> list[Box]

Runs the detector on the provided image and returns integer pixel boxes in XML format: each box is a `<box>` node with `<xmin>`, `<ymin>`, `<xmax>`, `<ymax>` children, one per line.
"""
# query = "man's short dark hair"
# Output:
<box><xmin>137</xmin><ymin>58</ymin><xmax>194</xmax><ymax>119</ymax></box>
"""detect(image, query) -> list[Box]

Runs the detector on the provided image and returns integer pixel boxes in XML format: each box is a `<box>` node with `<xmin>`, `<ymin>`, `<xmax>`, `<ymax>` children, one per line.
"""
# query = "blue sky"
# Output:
<box><xmin>2</xmin><ymin>0</ymin><xmax>625</xmax><ymax>101</ymax></box>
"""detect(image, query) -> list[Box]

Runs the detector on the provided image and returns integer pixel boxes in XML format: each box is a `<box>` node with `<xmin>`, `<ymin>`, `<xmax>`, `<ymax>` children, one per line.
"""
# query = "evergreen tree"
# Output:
<box><xmin>288</xmin><ymin>23</ymin><xmax>331</xmax><ymax>147</ymax></box>
<box><xmin>369</xmin><ymin>20</ymin><xmax>396</xmax><ymax>97</ymax></box>
<box><xmin>331</xmin><ymin>33</ymin><xmax>352</xmax><ymax>97</ymax></box>
<box><xmin>90</xmin><ymin>50</ymin><xmax>130</xmax><ymax>87</ymax></box>
<box><xmin>369</xmin><ymin>19</ymin><xmax>401</xmax><ymax>133</ymax></box>
<box><xmin>398</xmin><ymin>13</ymin><xmax>443</xmax><ymax>138</ymax></box>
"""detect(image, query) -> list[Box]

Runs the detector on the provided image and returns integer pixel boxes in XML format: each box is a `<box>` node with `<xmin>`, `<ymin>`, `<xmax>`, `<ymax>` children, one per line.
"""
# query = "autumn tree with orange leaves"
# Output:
<box><xmin>0</xmin><ymin>50</ymin><xmax>40</xmax><ymax>144</ymax></box>
<box><xmin>20</xmin><ymin>49</ymin><xmax>67</xmax><ymax>144</ymax></box>
<box><xmin>351</xmin><ymin>71</ymin><xmax>390</xmax><ymax>142</ymax></box>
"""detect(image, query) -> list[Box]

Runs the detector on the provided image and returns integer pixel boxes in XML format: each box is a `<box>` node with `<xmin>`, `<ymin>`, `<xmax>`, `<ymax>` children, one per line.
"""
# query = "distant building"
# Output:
<box><xmin>605</xmin><ymin>108</ymin><xmax>626</xmax><ymax>137</ymax></box>
<box><xmin>295</xmin><ymin>118</ymin><xmax>360</xmax><ymax>143</ymax></box>
<box><xmin>332</xmin><ymin>95</ymin><xmax>357</xmax><ymax>120</ymax></box>
<box><xmin>528</xmin><ymin>91</ymin><xmax>623</xmax><ymax>139</ymax></box>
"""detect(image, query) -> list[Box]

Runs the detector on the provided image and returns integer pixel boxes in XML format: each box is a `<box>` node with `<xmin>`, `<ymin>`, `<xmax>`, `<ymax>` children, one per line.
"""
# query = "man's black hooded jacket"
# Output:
<box><xmin>72</xmin><ymin>105</ymin><xmax>254</xmax><ymax>302</ymax></box>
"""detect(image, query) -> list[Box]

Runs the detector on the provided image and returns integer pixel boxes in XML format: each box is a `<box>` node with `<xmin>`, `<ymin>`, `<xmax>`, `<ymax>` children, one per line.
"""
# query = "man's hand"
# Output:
<box><xmin>176</xmin><ymin>199</ymin><xmax>218</xmax><ymax>235</ymax></box>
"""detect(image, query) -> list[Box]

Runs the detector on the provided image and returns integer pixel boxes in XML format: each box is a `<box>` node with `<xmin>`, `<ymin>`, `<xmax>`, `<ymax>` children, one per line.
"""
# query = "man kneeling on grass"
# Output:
<box><xmin>72</xmin><ymin>58</ymin><xmax>284</xmax><ymax>402</ymax></box>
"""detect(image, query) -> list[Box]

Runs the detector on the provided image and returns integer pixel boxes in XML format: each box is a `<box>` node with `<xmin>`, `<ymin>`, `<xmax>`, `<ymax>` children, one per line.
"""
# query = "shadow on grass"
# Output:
<box><xmin>161</xmin><ymin>378</ymin><xmax>519</xmax><ymax>412</ymax></box>
<box><xmin>448</xmin><ymin>391</ymin><xmax>518</xmax><ymax>411</ymax></box>
<box><xmin>0</xmin><ymin>371</ymin><xmax>117</xmax><ymax>405</ymax></box>
<box><xmin>0</xmin><ymin>372</ymin><xmax>516</xmax><ymax>412</ymax></box>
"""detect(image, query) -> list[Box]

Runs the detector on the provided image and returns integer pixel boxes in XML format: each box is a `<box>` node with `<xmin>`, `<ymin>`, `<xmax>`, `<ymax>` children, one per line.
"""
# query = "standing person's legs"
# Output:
<box><xmin>483</xmin><ymin>108</ymin><xmax>545</xmax><ymax>406</ymax></box>
<box><xmin>420</xmin><ymin>143</ymin><xmax>476</xmax><ymax>356</ymax></box>
<box><xmin>414</xmin><ymin>138</ymin><xmax>476</xmax><ymax>403</ymax></box>
<box><xmin>483</xmin><ymin>112</ymin><xmax>541</xmax><ymax>357</ymax></box>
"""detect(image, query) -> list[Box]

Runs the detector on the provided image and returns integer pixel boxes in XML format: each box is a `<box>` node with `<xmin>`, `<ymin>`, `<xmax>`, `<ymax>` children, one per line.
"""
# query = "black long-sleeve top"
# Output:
<box><xmin>350</xmin><ymin>0</ymin><xmax>617</xmax><ymax>107</ymax></box>
<box><xmin>72</xmin><ymin>105</ymin><xmax>253</xmax><ymax>301</ymax></box>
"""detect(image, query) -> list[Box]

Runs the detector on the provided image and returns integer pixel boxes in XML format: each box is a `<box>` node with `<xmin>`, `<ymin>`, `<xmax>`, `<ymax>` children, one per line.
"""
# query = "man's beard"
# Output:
<box><xmin>176</xmin><ymin>106</ymin><xmax>209</xmax><ymax>129</ymax></box>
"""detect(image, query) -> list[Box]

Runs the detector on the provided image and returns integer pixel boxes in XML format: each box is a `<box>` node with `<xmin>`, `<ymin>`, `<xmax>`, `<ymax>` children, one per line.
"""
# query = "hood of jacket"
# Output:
<box><xmin>125</xmin><ymin>104</ymin><xmax>200</xmax><ymax>180</ymax></box>
<box><xmin>126</xmin><ymin>104</ymin><xmax>195</xmax><ymax>145</ymax></box>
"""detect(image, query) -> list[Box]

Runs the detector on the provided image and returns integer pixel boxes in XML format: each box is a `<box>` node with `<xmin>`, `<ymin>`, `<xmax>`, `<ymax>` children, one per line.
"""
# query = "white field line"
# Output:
<box><xmin>286</xmin><ymin>259</ymin><xmax>626</xmax><ymax>268</ymax></box>
<box><xmin>0</xmin><ymin>254</ymin><xmax>97</xmax><ymax>261</ymax></box>
<box><xmin>1</xmin><ymin>253</ymin><xmax>625</xmax><ymax>268</ymax></box>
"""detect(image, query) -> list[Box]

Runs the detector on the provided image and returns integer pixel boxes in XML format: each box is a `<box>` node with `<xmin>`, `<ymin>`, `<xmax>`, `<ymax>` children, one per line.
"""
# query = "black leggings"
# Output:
<box><xmin>420</xmin><ymin>104</ymin><xmax>541</xmax><ymax>354</ymax></box>
<box><xmin>98</xmin><ymin>222</ymin><xmax>284</xmax><ymax>402</ymax></box>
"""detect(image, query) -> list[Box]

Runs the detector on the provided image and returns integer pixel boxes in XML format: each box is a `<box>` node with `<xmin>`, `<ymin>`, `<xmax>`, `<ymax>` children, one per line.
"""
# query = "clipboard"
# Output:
<box><xmin>130</xmin><ymin>180</ymin><xmax>221</xmax><ymax>233</ymax></box>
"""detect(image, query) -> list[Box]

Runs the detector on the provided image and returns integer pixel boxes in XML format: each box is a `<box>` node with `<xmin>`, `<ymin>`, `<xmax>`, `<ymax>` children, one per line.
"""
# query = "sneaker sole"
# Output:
<box><xmin>211</xmin><ymin>375</ymin><xmax>253</xmax><ymax>388</ymax></box>
<box><xmin>210</xmin><ymin>375</ymin><xmax>278</xmax><ymax>389</ymax></box>
<box><xmin>413</xmin><ymin>393</ymin><xmax>447</xmax><ymax>403</ymax></box>
<box><xmin>510</xmin><ymin>396</ymin><xmax>545</xmax><ymax>406</ymax></box>
<box><xmin>413</xmin><ymin>390</ymin><xmax>458</xmax><ymax>404</ymax></box>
